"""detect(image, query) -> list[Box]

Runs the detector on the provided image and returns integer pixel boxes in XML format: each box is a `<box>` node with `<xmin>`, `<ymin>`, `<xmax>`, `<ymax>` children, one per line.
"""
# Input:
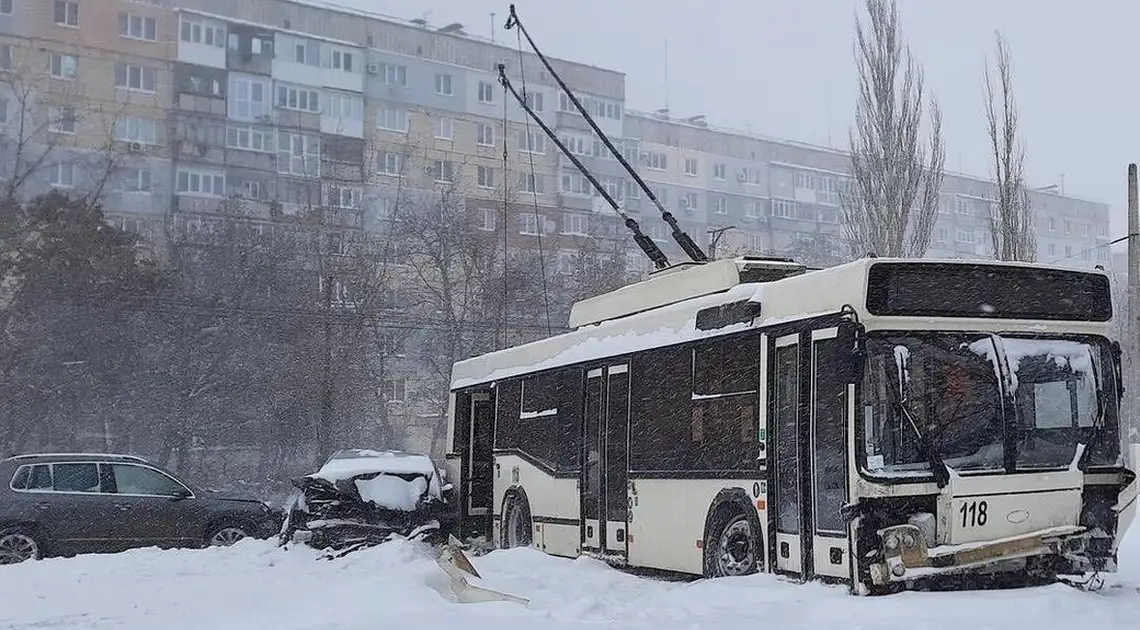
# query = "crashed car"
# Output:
<box><xmin>280</xmin><ymin>449</ymin><xmax>457</xmax><ymax>553</ymax></box>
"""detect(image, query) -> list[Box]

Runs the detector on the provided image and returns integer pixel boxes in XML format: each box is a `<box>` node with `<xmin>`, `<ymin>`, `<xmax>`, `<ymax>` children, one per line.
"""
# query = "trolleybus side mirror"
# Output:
<box><xmin>836</xmin><ymin>320</ymin><xmax>866</xmax><ymax>384</ymax></box>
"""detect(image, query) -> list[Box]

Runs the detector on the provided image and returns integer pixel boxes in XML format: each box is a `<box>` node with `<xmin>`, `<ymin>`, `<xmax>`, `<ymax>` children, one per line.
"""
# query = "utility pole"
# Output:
<box><xmin>1127</xmin><ymin>165</ymin><xmax>1139</xmax><ymax>456</ymax></box>
<box><xmin>706</xmin><ymin>225</ymin><xmax>736</xmax><ymax>260</ymax></box>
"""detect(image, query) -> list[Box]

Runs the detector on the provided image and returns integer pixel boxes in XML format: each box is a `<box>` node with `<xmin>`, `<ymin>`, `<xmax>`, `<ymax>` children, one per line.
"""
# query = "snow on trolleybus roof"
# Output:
<box><xmin>449</xmin><ymin>256</ymin><xmax>1114</xmax><ymax>391</ymax></box>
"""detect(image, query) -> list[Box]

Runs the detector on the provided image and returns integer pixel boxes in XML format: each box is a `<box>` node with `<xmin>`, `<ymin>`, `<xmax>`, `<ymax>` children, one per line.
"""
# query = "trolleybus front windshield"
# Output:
<box><xmin>860</xmin><ymin>333</ymin><xmax>1117</xmax><ymax>479</ymax></box>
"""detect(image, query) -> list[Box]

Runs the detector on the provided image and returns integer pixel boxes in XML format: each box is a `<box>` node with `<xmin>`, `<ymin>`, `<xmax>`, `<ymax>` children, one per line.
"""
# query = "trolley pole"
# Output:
<box><xmin>1128</xmin><ymin>164</ymin><xmax>1139</xmax><ymax>454</ymax></box>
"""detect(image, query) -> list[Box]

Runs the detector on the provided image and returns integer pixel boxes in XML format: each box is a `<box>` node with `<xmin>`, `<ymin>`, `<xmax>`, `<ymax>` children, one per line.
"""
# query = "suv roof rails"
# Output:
<box><xmin>3</xmin><ymin>453</ymin><xmax>149</xmax><ymax>463</ymax></box>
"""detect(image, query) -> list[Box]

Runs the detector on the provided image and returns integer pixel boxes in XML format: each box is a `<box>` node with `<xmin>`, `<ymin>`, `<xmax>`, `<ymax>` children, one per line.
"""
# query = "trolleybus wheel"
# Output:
<box><xmin>501</xmin><ymin>492</ymin><xmax>533</xmax><ymax>549</ymax></box>
<box><xmin>706</xmin><ymin>509</ymin><xmax>761</xmax><ymax>578</ymax></box>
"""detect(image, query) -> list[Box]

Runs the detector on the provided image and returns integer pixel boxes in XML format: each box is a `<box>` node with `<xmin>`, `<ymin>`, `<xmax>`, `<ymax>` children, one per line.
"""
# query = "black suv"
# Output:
<box><xmin>0</xmin><ymin>453</ymin><xmax>279</xmax><ymax>564</ymax></box>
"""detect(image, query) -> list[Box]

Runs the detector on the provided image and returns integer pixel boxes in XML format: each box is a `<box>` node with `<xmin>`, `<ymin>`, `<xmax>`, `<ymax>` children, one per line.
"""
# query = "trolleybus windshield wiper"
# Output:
<box><xmin>504</xmin><ymin>4</ymin><xmax>709</xmax><ymax>265</ymax></box>
<box><xmin>496</xmin><ymin>66</ymin><xmax>670</xmax><ymax>271</ymax></box>
<box><xmin>890</xmin><ymin>349</ymin><xmax>951</xmax><ymax>487</ymax></box>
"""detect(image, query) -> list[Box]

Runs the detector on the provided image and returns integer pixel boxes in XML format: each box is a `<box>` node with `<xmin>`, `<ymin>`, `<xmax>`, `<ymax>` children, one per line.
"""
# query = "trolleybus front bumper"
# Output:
<box><xmin>868</xmin><ymin>523</ymin><xmax>1115</xmax><ymax>586</ymax></box>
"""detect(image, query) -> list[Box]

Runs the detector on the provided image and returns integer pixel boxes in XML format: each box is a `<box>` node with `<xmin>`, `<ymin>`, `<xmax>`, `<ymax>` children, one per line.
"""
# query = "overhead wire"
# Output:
<box><xmin>514</xmin><ymin>24</ymin><xmax>553</xmax><ymax>335</ymax></box>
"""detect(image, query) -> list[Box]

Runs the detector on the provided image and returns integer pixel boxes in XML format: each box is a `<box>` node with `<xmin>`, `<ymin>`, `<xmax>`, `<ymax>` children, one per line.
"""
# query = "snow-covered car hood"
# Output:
<box><xmin>301</xmin><ymin>449</ymin><xmax>445</xmax><ymax>512</ymax></box>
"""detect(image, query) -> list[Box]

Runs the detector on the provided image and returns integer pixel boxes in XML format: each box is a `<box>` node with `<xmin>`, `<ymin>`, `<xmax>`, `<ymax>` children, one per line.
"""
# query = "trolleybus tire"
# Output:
<box><xmin>703</xmin><ymin>502</ymin><xmax>763</xmax><ymax>578</ymax></box>
<box><xmin>500</xmin><ymin>490</ymin><xmax>533</xmax><ymax>549</ymax></box>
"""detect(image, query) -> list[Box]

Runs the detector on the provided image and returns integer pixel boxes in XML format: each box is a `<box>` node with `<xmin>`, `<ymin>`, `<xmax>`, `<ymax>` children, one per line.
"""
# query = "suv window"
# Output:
<box><xmin>10</xmin><ymin>464</ymin><xmax>53</xmax><ymax>490</ymax></box>
<box><xmin>52</xmin><ymin>463</ymin><xmax>100</xmax><ymax>492</ymax></box>
<box><xmin>109</xmin><ymin>464</ymin><xmax>187</xmax><ymax>497</ymax></box>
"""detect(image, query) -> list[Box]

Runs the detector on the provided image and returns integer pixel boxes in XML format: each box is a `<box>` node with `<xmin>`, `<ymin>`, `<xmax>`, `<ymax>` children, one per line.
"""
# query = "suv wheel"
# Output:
<box><xmin>207</xmin><ymin>525</ymin><xmax>249</xmax><ymax>547</ymax></box>
<box><xmin>0</xmin><ymin>528</ymin><xmax>41</xmax><ymax>565</ymax></box>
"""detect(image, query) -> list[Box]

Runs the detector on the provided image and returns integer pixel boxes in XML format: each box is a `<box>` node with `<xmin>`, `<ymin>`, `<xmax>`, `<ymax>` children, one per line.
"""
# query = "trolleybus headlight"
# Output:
<box><xmin>902</xmin><ymin>533</ymin><xmax>915</xmax><ymax>548</ymax></box>
<box><xmin>885</xmin><ymin>533</ymin><xmax>900</xmax><ymax>550</ymax></box>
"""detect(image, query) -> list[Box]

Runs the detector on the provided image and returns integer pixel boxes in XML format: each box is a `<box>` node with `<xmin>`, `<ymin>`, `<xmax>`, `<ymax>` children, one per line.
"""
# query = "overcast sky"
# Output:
<box><xmin>338</xmin><ymin>0</ymin><xmax>1137</xmax><ymax>241</ymax></box>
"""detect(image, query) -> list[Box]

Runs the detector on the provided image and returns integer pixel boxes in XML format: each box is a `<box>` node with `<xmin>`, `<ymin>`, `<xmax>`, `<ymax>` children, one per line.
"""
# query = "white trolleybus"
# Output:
<box><xmin>444</xmin><ymin>255</ymin><xmax>1138</xmax><ymax>593</ymax></box>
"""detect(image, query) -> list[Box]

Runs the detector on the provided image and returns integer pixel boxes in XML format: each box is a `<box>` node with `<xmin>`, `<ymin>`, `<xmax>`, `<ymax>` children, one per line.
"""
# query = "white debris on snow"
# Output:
<box><xmin>2</xmin><ymin>529</ymin><xmax>1140</xmax><ymax>629</ymax></box>
<box><xmin>355</xmin><ymin>474</ymin><xmax>428</xmax><ymax>511</ymax></box>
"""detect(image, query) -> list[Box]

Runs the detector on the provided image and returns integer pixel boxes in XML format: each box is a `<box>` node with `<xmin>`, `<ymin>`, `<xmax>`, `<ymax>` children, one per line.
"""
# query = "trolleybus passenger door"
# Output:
<box><xmin>808</xmin><ymin>328</ymin><xmax>851</xmax><ymax>579</ymax></box>
<box><xmin>582</xmin><ymin>368</ymin><xmax>604</xmax><ymax>552</ymax></box>
<box><xmin>467</xmin><ymin>393</ymin><xmax>495</xmax><ymax>516</ymax></box>
<box><xmin>773</xmin><ymin>334</ymin><xmax>805</xmax><ymax>575</ymax></box>
<box><xmin>604</xmin><ymin>364</ymin><xmax>631</xmax><ymax>556</ymax></box>
<box><xmin>581</xmin><ymin>363</ymin><xmax>631</xmax><ymax>558</ymax></box>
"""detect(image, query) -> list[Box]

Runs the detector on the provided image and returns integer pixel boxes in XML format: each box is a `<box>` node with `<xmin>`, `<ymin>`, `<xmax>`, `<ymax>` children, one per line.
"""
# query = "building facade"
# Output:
<box><xmin>0</xmin><ymin>0</ymin><xmax>1114</xmax><ymax>458</ymax></box>
<box><xmin>621</xmin><ymin>110</ymin><xmax>1112</xmax><ymax>272</ymax></box>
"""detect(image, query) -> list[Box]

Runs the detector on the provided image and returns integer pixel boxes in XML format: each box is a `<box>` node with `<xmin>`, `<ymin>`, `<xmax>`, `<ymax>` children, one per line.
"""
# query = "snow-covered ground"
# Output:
<box><xmin>3</xmin><ymin>532</ymin><xmax>1140</xmax><ymax>630</ymax></box>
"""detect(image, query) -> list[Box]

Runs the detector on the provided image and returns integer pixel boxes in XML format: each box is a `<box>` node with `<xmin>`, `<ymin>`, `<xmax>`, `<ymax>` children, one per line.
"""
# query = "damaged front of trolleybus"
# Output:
<box><xmin>844</xmin><ymin>263</ymin><xmax>1137</xmax><ymax>592</ymax></box>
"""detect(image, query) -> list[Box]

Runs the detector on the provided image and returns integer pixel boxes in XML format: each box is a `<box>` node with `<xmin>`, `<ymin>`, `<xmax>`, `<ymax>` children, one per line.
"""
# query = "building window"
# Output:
<box><xmin>713</xmin><ymin>195</ymin><xmax>727</xmax><ymax>214</ymax></box>
<box><xmin>325</xmin><ymin>184</ymin><xmax>362</xmax><ymax>209</ymax></box>
<box><xmin>376</xmin><ymin>106</ymin><xmax>408</xmax><ymax>132</ymax></box>
<box><xmin>225</xmin><ymin>125</ymin><xmax>274</xmax><ymax>152</ymax></box>
<box><xmin>714</xmin><ymin>163</ymin><xmax>726</xmax><ymax>180</ymax></box>
<box><xmin>383</xmin><ymin>378</ymin><xmax>407</xmax><ymax>402</ymax></box>
<box><xmin>181</xmin><ymin>18</ymin><xmax>225</xmax><ymax>47</ymax></box>
<box><xmin>436</xmin><ymin>116</ymin><xmax>454</xmax><ymax>140</ymax></box>
<box><xmin>435</xmin><ymin>73</ymin><xmax>453</xmax><ymax>96</ymax></box>
<box><xmin>378</xmin><ymin>63</ymin><xmax>407</xmax><ymax>85</ymax></box>
<box><xmin>291</xmin><ymin>38</ymin><xmax>320</xmax><ymax>65</ymax></box>
<box><xmin>276</xmin><ymin>85</ymin><xmax>320</xmax><ymax>113</ymax></box>
<box><xmin>524</xmin><ymin>91</ymin><xmax>544</xmax><ymax>112</ymax></box>
<box><xmin>644</xmin><ymin>152</ymin><xmax>667</xmax><ymax>170</ymax></box>
<box><xmin>1048</xmin><ymin>243</ymin><xmax>1056</xmax><ymax>256</ymax></box>
<box><xmin>431</xmin><ymin>160</ymin><xmax>455</xmax><ymax>183</ymax></box>
<box><xmin>325</xmin><ymin>92</ymin><xmax>363</xmax><ymax>120</ymax></box>
<box><xmin>477</xmin><ymin>81</ymin><xmax>495</xmax><ymax>104</ymax></box>
<box><xmin>378</xmin><ymin>151</ymin><xmax>403</xmax><ymax>176</ymax></box>
<box><xmin>0</xmin><ymin>0</ymin><xmax>11</xmax><ymax>15</ymax></box>
<box><xmin>240</xmin><ymin>180</ymin><xmax>265</xmax><ymax>200</ymax></box>
<box><xmin>518</xmin><ymin>130</ymin><xmax>544</xmax><ymax>154</ymax></box>
<box><xmin>114</xmin><ymin>63</ymin><xmax>157</xmax><ymax>93</ymax></box>
<box><xmin>682</xmin><ymin>192</ymin><xmax>699</xmax><ymax>210</ymax></box>
<box><xmin>49</xmin><ymin>106</ymin><xmax>77</xmax><ymax>134</ymax></box>
<box><xmin>560</xmin><ymin>171</ymin><xmax>592</xmax><ymax>196</ymax></box>
<box><xmin>1064</xmin><ymin>219</ymin><xmax>1073</xmax><ymax>234</ymax></box>
<box><xmin>49</xmin><ymin>53</ymin><xmax>78</xmax><ymax>80</ymax></box>
<box><xmin>563</xmin><ymin>213</ymin><xmax>588</xmax><ymax>235</ymax></box>
<box><xmin>0</xmin><ymin>96</ymin><xmax>8</xmax><ymax>123</ymax></box>
<box><xmin>54</xmin><ymin>1</ymin><xmax>79</xmax><ymax>27</ymax></box>
<box><xmin>479</xmin><ymin>207</ymin><xmax>496</xmax><ymax>231</ymax></box>
<box><xmin>955</xmin><ymin>197</ymin><xmax>970</xmax><ymax>215</ymax></box>
<box><xmin>771</xmin><ymin>198</ymin><xmax>796</xmax><ymax>219</ymax></box>
<box><xmin>477</xmin><ymin>165</ymin><xmax>495</xmax><ymax>189</ymax></box>
<box><xmin>119</xmin><ymin>13</ymin><xmax>157</xmax><ymax>41</ymax></box>
<box><xmin>119</xmin><ymin>167</ymin><xmax>153</xmax><ymax>193</ymax></box>
<box><xmin>49</xmin><ymin>162</ymin><xmax>75</xmax><ymax>188</ymax></box>
<box><xmin>684</xmin><ymin>157</ymin><xmax>698</xmax><ymax>176</ymax></box>
<box><xmin>325</xmin><ymin>49</ymin><xmax>355</xmax><ymax>72</ymax></box>
<box><xmin>176</xmin><ymin>168</ymin><xmax>225</xmax><ymax>197</ymax></box>
<box><xmin>114</xmin><ymin>116</ymin><xmax>157</xmax><ymax>144</ymax></box>
<box><xmin>1098</xmin><ymin>224</ymin><xmax>1110</xmax><ymax>238</ymax></box>
<box><xmin>232</xmin><ymin>77</ymin><xmax>270</xmax><ymax>119</ymax></box>
<box><xmin>277</xmin><ymin>132</ymin><xmax>320</xmax><ymax>177</ymax></box>
<box><xmin>519</xmin><ymin>213</ymin><xmax>541</xmax><ymax>235</ymax></box>
<box><xmin>518</xmin><ymin>172</ymin><xmax>544</xmax><ymax>194</ymax></box>
<box><xmin>1048</xmin><ymin>216</ymin><xmax>1056</xmax><ymax>231</ymax></box>
<box><xmin>956</xmin><ymin>228</ymin><xmax>980</xmax><ymax>244</ymax></box>
<box><xmin>476</xmin><ymin>124</ymin><xmax>495</xmax><ymax>146</ymax></box>
<box><xmin>745</xmin><ymin>200</ymin><xmax>761</xmax><ymax>218</ymax></box>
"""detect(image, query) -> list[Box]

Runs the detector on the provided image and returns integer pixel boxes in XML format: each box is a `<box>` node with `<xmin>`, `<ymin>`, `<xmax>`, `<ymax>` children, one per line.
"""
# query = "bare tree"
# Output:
<box><xmin>1</xmin><ymin>46</ymin><xmax>130</xmax><ymax>205</ymax></box>
<box><xmin>983</xmin><ymin>31</ymin><xmax>1036</xmax><ymax>262</ymax></box>
<box><xmin>841</xmin><ymin>0</ymin><xmax>945</xmax><ymax>258</ymax></box>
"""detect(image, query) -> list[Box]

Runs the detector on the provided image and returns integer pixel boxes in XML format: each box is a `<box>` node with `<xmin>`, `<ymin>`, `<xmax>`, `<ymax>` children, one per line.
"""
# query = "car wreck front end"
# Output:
<box><xmin>280</xmin><ymin>449</ymin><xmax>457</xmax><ymax>553</ymax></box>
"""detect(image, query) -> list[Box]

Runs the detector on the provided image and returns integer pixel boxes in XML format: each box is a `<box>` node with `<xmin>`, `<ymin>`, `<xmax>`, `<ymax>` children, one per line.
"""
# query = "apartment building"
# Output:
<box><xmin>621</xmin><ymin>110</ymin><xmax>1113</xmax><ymax>271</ymax></box>
<box><xmin>1</xmin><ymin>0</ymin><xmax>631</xmax><ymax>457</ymax></box>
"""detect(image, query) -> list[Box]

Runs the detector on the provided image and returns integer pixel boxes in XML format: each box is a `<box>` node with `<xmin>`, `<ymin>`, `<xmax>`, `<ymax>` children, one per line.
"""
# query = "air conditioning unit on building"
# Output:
<box><xmin>737</xmin><ymin>171</ymin><xmax>747</xmax><ymax>182</ymax></box>
<box><xmin>127</xmin><ymin>141</ymin><xmax>143</xmax><ymax>153</ymax></box>
<box><xmin>366</xmin><ymin>63</ymin><xmax>379</xmax><ymax>75</ymax></box>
